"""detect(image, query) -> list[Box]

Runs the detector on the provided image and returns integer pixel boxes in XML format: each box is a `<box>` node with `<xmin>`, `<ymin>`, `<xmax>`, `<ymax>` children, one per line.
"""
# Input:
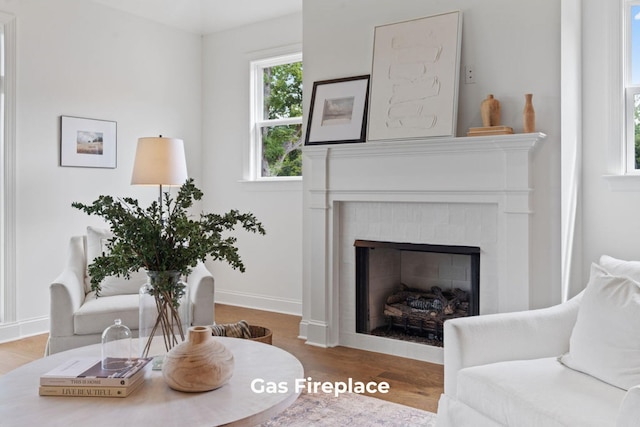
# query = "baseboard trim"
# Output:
<box><xmin>0</xmin><ymin>293</ymin><xmax>302</xmax><ymax>344</ymax></box>
<box><xmin>214</xmin><ymin>289</ymin><xmax>302</xmax><ymax>316</ymax></box>
<box><xmin>0</xmin><ymin>316</ymin><xmax>48</xmax><ymax>344</ymax></box>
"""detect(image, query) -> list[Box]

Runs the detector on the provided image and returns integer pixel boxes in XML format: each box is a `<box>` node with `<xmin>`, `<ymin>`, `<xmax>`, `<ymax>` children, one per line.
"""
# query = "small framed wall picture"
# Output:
<box><xmin>60</xmin><ymin>116</ymin><xmax>117</xmax><ymax>168</ymax></box>
<box><xmin>304</xmin><ymin>75</ymin><xmax>370</xmax><ymax>145</ymax></box>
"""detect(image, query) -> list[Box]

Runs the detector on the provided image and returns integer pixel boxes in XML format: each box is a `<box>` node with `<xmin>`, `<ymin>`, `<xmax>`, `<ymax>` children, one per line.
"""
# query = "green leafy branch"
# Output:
<box><xmin>72</xmin><ymin>178</ymin><xmax>266</xmax><ymax>295</ymax></box>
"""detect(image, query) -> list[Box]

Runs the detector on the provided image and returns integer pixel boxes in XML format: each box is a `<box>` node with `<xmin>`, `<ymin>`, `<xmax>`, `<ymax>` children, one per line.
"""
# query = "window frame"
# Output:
<box><xmin>624</xmin><ymin>1</ymin><xmax>640</xmax><ymax>174</ymax></box>
<box><xmin>624</xmin><ymin>87</ymin><xmax>640</xmax><ymax>173</ymax></box>
<box><xmin>249</xmin><ymin>51</ymin><xmax>303</xmax><ymax>182</ymax></box>
<box><xmin>603</xmin><ymin>0</ymin><xmax>640</xmax><ymax>190</ymax></box>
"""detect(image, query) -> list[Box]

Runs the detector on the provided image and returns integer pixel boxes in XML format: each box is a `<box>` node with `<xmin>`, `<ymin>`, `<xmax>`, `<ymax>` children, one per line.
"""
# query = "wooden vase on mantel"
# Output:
<box><xmin>523</xmin><ymin>93</ymin><xmax>535</xmax><ymax>133</ymax></box>
<box><xmin>481</xmin><ymin>94</ymin><xmax>501</xmax><ymax>127</ymax></box>
<box><xmin>162</xmin><ymin>326</ymin><xmax>234</xmax><ymax>392</ymax></box>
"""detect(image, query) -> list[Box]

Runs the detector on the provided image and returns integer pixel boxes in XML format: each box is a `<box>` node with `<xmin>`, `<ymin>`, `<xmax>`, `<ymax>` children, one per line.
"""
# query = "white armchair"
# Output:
<box><xmin>46</xmin><ymin>234</ymin><xmax>215</xmax><ymax>355</ymax></box>
<box><xmin>436</xmin><ymin>256</ymin><xmax>640</xmax><ymax>427</ymax></box>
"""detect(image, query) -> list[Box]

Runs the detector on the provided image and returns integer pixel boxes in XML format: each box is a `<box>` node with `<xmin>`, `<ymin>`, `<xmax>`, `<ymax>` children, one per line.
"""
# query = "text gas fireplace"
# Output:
<box><xmin>355</xmin><ymin>240</ymin><xmax>480</xmax><ymax>346</ymax></box>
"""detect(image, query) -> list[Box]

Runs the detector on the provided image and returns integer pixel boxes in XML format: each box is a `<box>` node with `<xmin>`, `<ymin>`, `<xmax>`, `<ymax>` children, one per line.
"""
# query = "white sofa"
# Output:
<box><xmin>46</xmin><ymin>232</ymin><xmax>215</xmax><ymax>355</ymax></box>
<box><xmin>436</xmin><ymin>256</ymin><xmax>640</xmax><ymax>427</ymax></box>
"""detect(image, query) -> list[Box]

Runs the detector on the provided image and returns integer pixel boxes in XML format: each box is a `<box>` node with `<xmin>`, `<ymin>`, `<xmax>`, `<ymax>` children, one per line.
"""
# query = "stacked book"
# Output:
<box><xmin>39</xmin><ymin>357</ymin><xmax>152</xmax><ymax>398</ymax></box>
<box><xmin>466</xmin><ymin>126</ymin><xmax>514</xmax><ymax>137</ymax></box>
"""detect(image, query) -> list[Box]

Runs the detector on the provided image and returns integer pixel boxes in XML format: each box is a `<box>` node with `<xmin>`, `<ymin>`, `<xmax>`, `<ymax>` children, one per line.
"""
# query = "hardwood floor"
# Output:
<box><xmin>0</xmin><ymin>304</ymin><xmax>444</xmax><ymax>412</ymax></box>
<box><xmin>0</xmin><ymin>333</ymin><xmax>49</xmax><ymax>375</ymax></box>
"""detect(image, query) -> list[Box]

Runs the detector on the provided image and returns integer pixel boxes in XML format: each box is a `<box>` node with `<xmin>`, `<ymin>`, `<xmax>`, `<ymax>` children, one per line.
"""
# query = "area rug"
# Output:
<box><xmin>258</xmin><ymin>391</ymin><xmax>437</xmax><ymax>426</ymax></box>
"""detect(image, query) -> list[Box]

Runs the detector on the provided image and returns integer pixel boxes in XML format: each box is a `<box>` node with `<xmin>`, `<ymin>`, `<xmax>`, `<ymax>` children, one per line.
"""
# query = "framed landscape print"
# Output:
<box><xmin>368</xmin><ymin>11</ymin><xmax>463</xmax><ymax>141</ymax></box>
<box><xmin>305</xmin><ymin>75</ymin><xmax>370</xmax><ymax>145</ymax></box>
<box><xmin>60</xmin><ymin>116</ymin><xmax>117</xmax><ymax>168</ymax></box>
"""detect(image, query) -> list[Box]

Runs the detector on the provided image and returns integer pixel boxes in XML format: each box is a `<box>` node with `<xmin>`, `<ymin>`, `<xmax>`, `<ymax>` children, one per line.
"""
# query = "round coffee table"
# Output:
<box><xmin>0</xmin><ymin>337</ymin><xmax>303</xmax><ymax>426</ymax></box>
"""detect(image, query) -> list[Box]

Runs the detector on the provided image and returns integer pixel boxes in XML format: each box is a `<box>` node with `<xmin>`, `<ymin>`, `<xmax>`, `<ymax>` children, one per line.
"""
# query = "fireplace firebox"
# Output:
<box><xmin>355</xmin><ymin>240</ymin><xmax>480</xmax><ymax>346</ymax></box>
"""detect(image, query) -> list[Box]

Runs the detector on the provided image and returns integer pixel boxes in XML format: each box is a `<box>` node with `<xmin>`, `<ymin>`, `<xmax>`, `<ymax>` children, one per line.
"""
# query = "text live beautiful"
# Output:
<box><xmin>251</xmin><ymin>377</ymin><xmax>390</xmax><ymax>398</ymax></box>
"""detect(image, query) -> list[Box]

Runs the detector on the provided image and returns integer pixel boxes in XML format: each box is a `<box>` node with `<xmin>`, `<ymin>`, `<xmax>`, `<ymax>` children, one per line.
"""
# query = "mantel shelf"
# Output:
<box><xmin>303</xmin><ymin>132</ymin><xmax>546</xmax><ymax>158</ymax></box>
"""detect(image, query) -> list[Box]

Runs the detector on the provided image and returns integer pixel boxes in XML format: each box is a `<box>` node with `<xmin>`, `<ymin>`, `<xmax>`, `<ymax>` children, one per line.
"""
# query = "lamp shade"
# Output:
<box><xmin>131</xmin><ymin>137</ymin><xmax>188</xmax><ymax>186</ymax></box>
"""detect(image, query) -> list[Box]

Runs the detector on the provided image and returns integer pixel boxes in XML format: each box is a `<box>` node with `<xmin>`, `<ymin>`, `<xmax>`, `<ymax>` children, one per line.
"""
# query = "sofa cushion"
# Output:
<box><xmin>457</xmin><ymin>357</ymin><xmax>626</xmax><ymax>427</ymax></box>
<box><xmin>560</xmin><ymin>263</ymin><xmax>640</xmax><ymax>390</ymax></box>
<box><xmin>85</xmin><ymin>226</ymin><xmax>147</xmax><ymax>296</ymax></box>
<box><xmin>74</xmin><ymin>292</ymin><xmax>139</xmax><ymax>335</ymax></box>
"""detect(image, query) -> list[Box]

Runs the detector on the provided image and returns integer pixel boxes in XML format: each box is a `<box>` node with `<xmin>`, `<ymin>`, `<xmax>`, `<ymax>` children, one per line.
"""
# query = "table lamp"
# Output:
<box><xmin>131</xmin><ymin>136</ymin><xmax>188</xmax><ymax>212</ymax></box>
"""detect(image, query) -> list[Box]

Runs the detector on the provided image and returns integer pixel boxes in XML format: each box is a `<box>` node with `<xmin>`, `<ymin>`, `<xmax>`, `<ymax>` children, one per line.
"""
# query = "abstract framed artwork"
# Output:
<box><xmin>368</xmin><ymin>11</ymin><xmax>463</xmax><ymax>141</ymax></box>
<box><xmin>60</xmin><ymin>116</ymin><xmax>117</xmax><ymax>168</ymax></box>
<box><xmin>304</xmin><ymin>75</ymin><xmax>370</xmax><ymax>145</ymax></box>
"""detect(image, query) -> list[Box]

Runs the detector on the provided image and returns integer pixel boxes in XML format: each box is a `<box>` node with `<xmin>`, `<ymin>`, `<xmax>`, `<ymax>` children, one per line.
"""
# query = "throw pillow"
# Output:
<box><xmin>599</xmin><ymin>254</ymin><xmax>640</xmax><ymax>283</ymax></box>
<box><xmin>559</xmin><ymin>262</ymin><xmax>640</xmax><ymax>390</ymax></box>
<box><xmin>85</xmin><ymin>226</ymin><xmax>111</xmax><ymax>293</ymax></box>
<box><xmin>85</xmin><ymin>226</ymin><xmax>147</xmax><ymax>296</ymax></box>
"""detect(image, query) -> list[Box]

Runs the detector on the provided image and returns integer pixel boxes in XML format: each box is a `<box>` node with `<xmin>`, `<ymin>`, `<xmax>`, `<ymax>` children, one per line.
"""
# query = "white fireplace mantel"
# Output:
<box><xmin>300</xmin><ymin>133</ymin><xmax>546</xmax><ymax>363</ymax></box>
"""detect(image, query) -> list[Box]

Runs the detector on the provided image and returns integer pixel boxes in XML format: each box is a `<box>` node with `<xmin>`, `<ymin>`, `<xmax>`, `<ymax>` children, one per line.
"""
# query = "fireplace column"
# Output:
<box><xmin>300</xmin><ymin>146</ymin><xmax>335</xmax><ymax>346</ymax></box>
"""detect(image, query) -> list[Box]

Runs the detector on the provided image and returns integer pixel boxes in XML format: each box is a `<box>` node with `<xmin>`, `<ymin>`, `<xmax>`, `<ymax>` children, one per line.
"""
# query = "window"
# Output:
<box><xmin>625</xmin><ymin>2</ymin><xmax>640</xmax><ymax>172</ymax></box>
<box><xmin>250</xmin><ymin>53</ymin><xmax>303</xmax><ymax>180</ymax></box>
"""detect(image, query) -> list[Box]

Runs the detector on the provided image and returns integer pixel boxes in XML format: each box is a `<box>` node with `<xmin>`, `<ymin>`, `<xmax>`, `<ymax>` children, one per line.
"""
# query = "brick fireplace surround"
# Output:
<box><xmin>300</xmin><ymin>133</ymin><xmax>546</xmax><ymax>364</ymax></box>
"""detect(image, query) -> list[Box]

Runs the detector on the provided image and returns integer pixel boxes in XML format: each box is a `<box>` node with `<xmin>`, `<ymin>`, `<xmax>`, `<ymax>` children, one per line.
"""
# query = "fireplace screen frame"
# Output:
<box><xmin>354</xmin><ymin>240</ymin><xmax>480</xmax><ymax>340</ymax></box>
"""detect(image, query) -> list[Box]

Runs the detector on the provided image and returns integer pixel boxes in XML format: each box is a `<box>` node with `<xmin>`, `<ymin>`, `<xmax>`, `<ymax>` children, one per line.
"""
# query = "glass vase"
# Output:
<box><xmin>139</xmin><ymin>271</ymin><xmax>190</xmax><ymax>358</ymax></box>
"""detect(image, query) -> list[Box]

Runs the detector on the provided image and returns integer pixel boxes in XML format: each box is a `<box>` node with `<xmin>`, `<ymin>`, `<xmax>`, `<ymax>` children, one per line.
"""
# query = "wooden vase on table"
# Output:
<box><xmin>162</xmin><ymin>326</ymin><xmax>234</xmax><ymax>392</ymax></box>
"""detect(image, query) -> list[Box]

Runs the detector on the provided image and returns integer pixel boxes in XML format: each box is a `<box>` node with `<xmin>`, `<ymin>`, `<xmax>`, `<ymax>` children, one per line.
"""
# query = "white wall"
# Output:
<box><xmin>577</xmin><ymin>0</ymin><xmax>640</xmax><ymax>292</ymax></box>
<box><xmin>201</xmin><ymin>13</ymin><xmax>303</xmax><ymax>315</ymax></box>
<box><xmin>0</xmin><ymin>0</ymin><xmax>202</xmax><ymax>341</ymax></box>
<box><xmin>2</xmin><ymin>0</ymin><xmax>569</xmax><ymax>342</ymax></box>
<box><xmin>303</xmin><ymin>0</ymin><xmax>562</xmax><ymax>309</ymax></box>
